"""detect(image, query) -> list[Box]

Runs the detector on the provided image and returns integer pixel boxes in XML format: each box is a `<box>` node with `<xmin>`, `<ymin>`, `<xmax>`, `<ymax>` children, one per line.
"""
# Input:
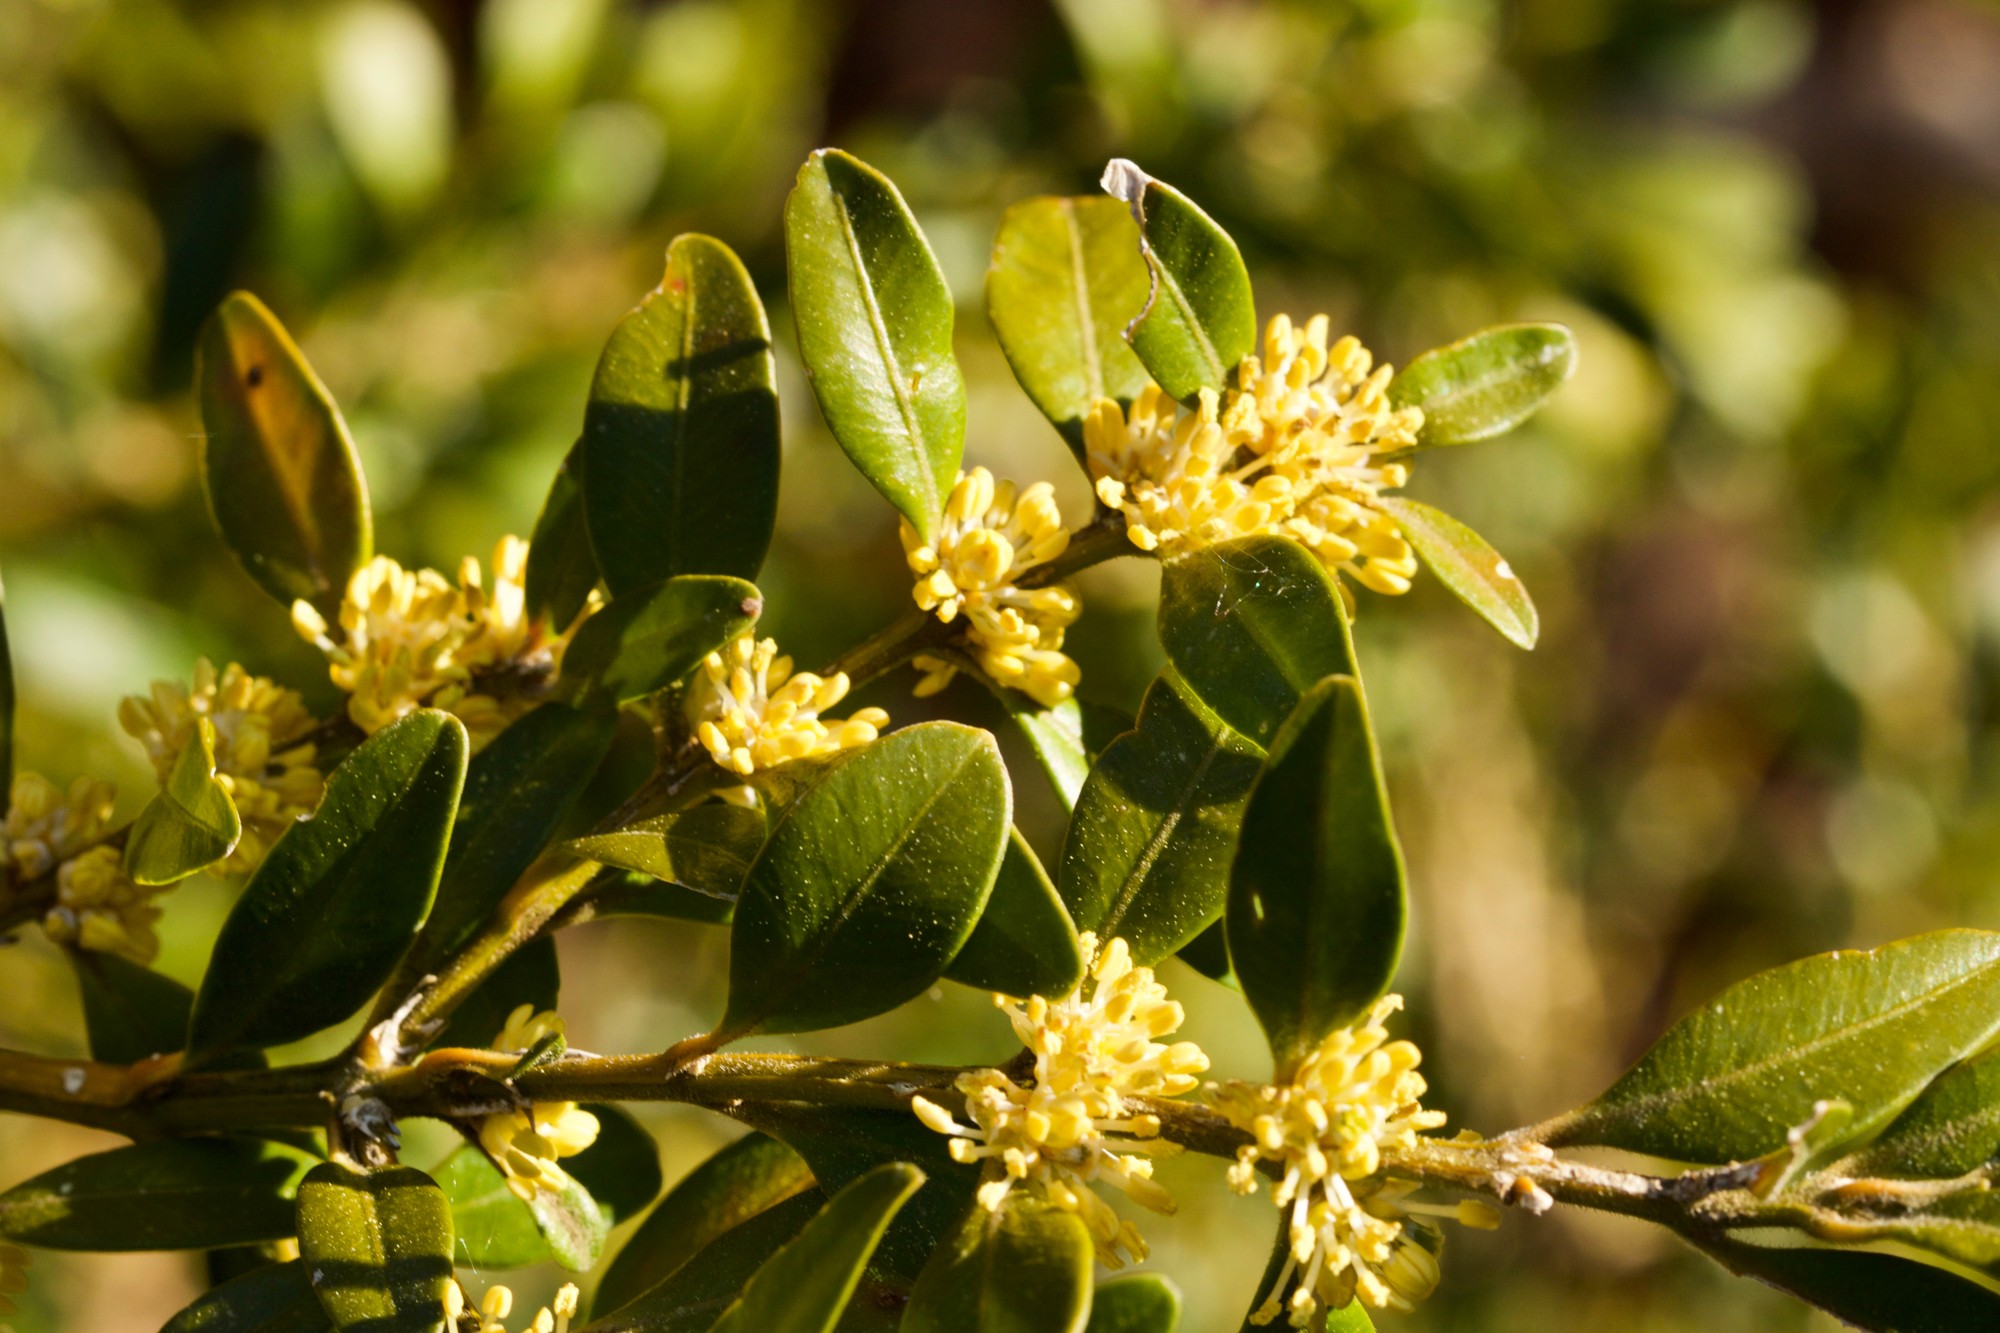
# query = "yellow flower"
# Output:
<box><xmin>449</xmin><ymin>1280</ymin><xmax>580</xmax><ymax>1333</ymax></box>
<box><xmin>1</xmin><ymin>771</ymin><xmax>116</xmax><ymax>881</ymax></box>
<box><xmin>119</xmin><ymin>658</ymin><xmax>324</xmax><ymax>873</ymax></box>
<box><xmin>686</xmin><ymin>633</ymin><xmax>889</xmax><ymax>779</ymax></box>
<box><xmin>910</xmin><ymin>934</ymin><xmax>1209</xmax><ymax>1268</ymax></box>
<box><xmin>42</xmin><ymin>845</ymin><xmax>166</xmax><ymax>964</ymax></box>
<box><xmin>1083</xmin><ymin>315</ymin><xmax>1426</xmax><ymax>604</ymax></box>
<box><xmin>476</xmin><ymin>1006</ymin><xmax>600</xmax><ymax>1203</ymax></box>
<box><xmin>902</xmin><ymin>467</ymin><xmax>1083</xmax><ymax>708</ymax></box>
<box><xmin>0</xmin><ymin>1241</ymin><xmax>29</xmax><ymax>1318</ymax></box>
<box><xmin>1209</xmin><ymin>995</ymin><xmax>1479</xmax><ymax>1323</ymax></box>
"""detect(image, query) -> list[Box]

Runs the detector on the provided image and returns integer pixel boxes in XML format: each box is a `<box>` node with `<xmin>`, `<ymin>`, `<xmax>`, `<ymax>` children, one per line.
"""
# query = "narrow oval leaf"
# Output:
<box><xmin>903</xmin><ymin>1194</ymin><xmax>1094</xmax><ymax>1333</ymax></box>
<box><xmin>435</xmin><ymin>1110</ymin><xmax>644</xmax><ymax>1273</ymax></box>
<box><xmin>125</xmin><ymin>716</ymin><xmax>242</xmax><ymax>884</ymax></box>
<box><xmin>582</xmin><ymin>234</ymin><xmax>781</xmax><ymax>592</ymax></box>
<box><xmin>566</xmin><ymin>803</ymin><xmax>767</xmax><ymax>900</ymax></box>
<box><xmin>559</xmin><ymin>575</ymin><xmax>760</xmax><ymax>707</ymax></box>
<box><xmin>434</xmin><ymin>1145</ymin><xmax>547</xmax><ymax>1270</ymax></box>
<box><xmin>296</xmin><ymin>1163</ymin><xmax>454</xmax><ymax>1333</ymax></box>
<box><xmin>163</xmin><ymin>1259</ymin><xmax>332</xmax><ymax>1333</ymax></box>
<box><xmin>1058</xmin><ymin>672</ymin><xmax>1263</xmax><ymax>965</ymax></box>
<box><xmin>517</xmin><ymin>1165</ymin><xmax>610</xmax><ymax>1273</ymax></box>
<box><xmin>596</xmin><ymin>1134</ymin><xmax>815</xmax><ymax>1318</ymax></box>
<box><xmin>721</xmin><ymin>723</ymin><xmax>1011</xmax><ymax>1037</ymax></box>
<box><xmin>707</xmin><ymin>1163</ymin><xmax>924</xmax><ymax>1333</ymax></box>
<box><xmin>1230</xmin><ymin>677</ymin><xmax>1406</xmax><ymax>1071</ymax></box>
<box><xmin>188</xmin><ymin>711</ymin><xmax>469</xmax><ymax>1057</ymax></box>
<box><xmin>945</xmin><ymin>828</ymin><xmax>1084</xmax><ymax>999</ymax></box>
<box><xmin>986</xmin><ymin>195</ymin><xmax>1153</xmax><ymax>453</ymax></box>
<box><xmin>73</xmin><ymin>951</ymin><xmax>195</xmax><ymax>1063</ymax></box>
<box><xmin>197</xmin><ymin>291</ymin><xmax>371</xmax><ymax>611</ymax></box>
<box><xmin>577</xmin><ymin>868</ymin><xmax>737</xmax><ymax>926</ymax></box>
<box><xmin>0</xmin><ymin>1138</ymin><xmax>316</xmax><ymax>1250</ymax></box>
<box><xmin>785</xmin><ymin>149</ymin><xmax>965</xmax><ymax>541</ymax></box>
<box><xmin>525</xmin><ymin>441</ymin><xmax>600</xmax><ymax>631</ymax></box>
<box><xmin>583</xmin><ymin>1189</ymin><xmax>826</xmax><ymax>1332</ymax></box>
<box><xmin>1390</xmin><ymin>323</ymin><xmax>1577</xmax><ymax>445</ymax></box>
<box><xmin>1379</xmin><ymin>497</ymin><xmax>1538</xmax><ymax>650</ymax></box>
<box><xmin>1158</xmin><ymin>536</ymin><xmax>1357</xmax><ymax>748</ymax></box>
<box><xmin>1693</xmin><ymin>1235</ymin><xmax>2000</xmax><ymax>1333</ymax></box>
<box><xmin>1099</xmin><ymin>160</ymin><xmax>1255</xmax><ymax>403</ymax></box>
<box><xmin>1085</xmin><ymin>1276</ymin><xmax>1182</xmax><ymax>1332</ymax></box>
<box><xmin>1843</xmin><ymin>1045</ymin><xmax>2000</xmax><ymax>1179</ymax></box>
<box><xmin>1552</xmin><ymin>930</ymin><xmax>2000</xmax><ymax>1164</ymax></box>
<box><xmin>1000</xmin><ymin>693</ymin><xmax>1132</xmax><ymax>814</ymax></box>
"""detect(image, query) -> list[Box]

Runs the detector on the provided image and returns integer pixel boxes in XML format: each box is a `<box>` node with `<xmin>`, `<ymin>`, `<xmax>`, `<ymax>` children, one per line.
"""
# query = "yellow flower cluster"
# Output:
<box><xmin>449</xmin><ymin>1281</ymin><xmax>579</xmax><ymax>1333</ymax></box>
<box><xmin>911</xmin><ymin>934</ymin><xmax>1209</xmax><ymax>1268</ymax></box>
<box><xmin>902</xmin><ymin>467</ymin><xmax>1082</xmax><ymax>709</ymax></box>
<box><xmin>1</xmin><ymin>772</ymin><xmax>116</xmax><ymax>881</ymax></box>
<box><xmin>1209</xmin><ymin>995</ymin><xmax>1480</xmax><ymax>1323</ymax></box>
<box><xmin>0</xmin><ymin>1240</ymin><xmax>29</xmax><ymax>1319</ymax></box>
<box><xmin>43</xmin><ymin>845</ymin><xmax>166</xmax><ymax>964</ymax></box>
<box><xmin>475</xmin><ymin>1005</ymin><xmax>600</xmax><ymax>1203</ymax></box>
<box><xmin>1085</xmin><ymin>316</ymin><xmax>1425</xmax><ymax>602</ymax></box>
<box><xmin>119</xmin><ymin>658</ymin><xmax>323</xmax><ymax>873</ymax></box>
<box><xmin>292</xmin><ymin>537</ymin><xmax>577</xmax><ymax>745</ymax></box>
<box><xmin>686</xmin><ymin>633</ymin><xmax>889</xmax><ymax>780</ymax></box>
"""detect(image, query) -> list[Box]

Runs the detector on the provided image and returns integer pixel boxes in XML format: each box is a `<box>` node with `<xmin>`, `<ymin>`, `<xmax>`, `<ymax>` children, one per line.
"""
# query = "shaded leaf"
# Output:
<box><xmin>570</xmin><ymin>1104</ymin><xmax>665</xmax><ymax>1227</ymax></box>
<box><xmin>902</xmin><ymin>1193</ymin><xmax>1094</xmax><ymax>1333</ymax></box>
<box><xmin>567</xmin><ymin>804</ymin><xmax>767</xmax><ymax>900</ymax></box>
<box><xmin>1177</xmin><ymin>919</ymin><xmax>1236</xmax><ymax>988</ymax></box>
<box><xmin>295</xmin><ymin>1163</ymin><xmax>454</xmax><ymax>1333</ymax></box>
<box><xmin>72</xmin><ymin>951</ymin><xmax>195</xmax><ymax>1063</ymax></box>
<box><xmin>579</xmin><ymin>868</ymin><xmax>737</xmax><ymax>925</ymax></box>
<box><xmin>525</xmin><ymin>441</ymin><xmax>599</xmax><ymax>631</ymax></box>
<box><xmin>125</xmin><ymin>716</ymin><xmax>242</xmax><ymax>884</ymax></box>
<box><xmin>0</xmin><ymin>1137</ymin><xmax>315</xmax><ymax>1250</ymax></box>
<box><xmin>1692</xmin><ymin>1234</ymin><xmax>2000</xmax><ymax>1333</ymax></box>
<box><xmin>430</xmin><ymin>935</ymin><xmax>559</xmax><ymax>1053</ymax></box>
<box><xmin>197</xmin><ymin>292</ymin><xmax>371</xmax><ymax>611</ymax></box>
<box><xmin>0</xmin><ymin>569</ymin><xmax>14</xmax><ymax>812</ymax></box>
<box><xmin>1379</xmin><ymin>498</ymin><xmax>1537</xmax><ymax>650</ymax></box>
<box><xmin>945</xmin><ymin>828</ymin><xmax>1084</xmax><ymax>999</ymax></box>
<box><xmin>560</xmin><ymin>575</ymin><xmax>760</xmax><ymax>707</ymax></box>
<box><xmin>1844</xmin><ymin>1044</ymin><xmax>2000</xmax><ymax>1179</ymax></box>
<box><xmin>1391</xmin><ymin>323</ymin><xmax>1576</xmax><ymax>446</ymax></box>
<box><xmin>582</xmin><ymin>234</ymin><xmax>780</xmax><ymax>592</ymax></box>
<box><xmin>785</xmin><ymin>149</ymin><xmax>964</xmax><ymax>541</ymax></box>
<box><xmin>1000</xmin><ymin>694</ymin><xmax>1131</xmax><ymax>814</ymax></box>
<box><xmin>583</xmin><ymin>1189</ymin><xmax>826</xmax><ymax>1331</ymax></box>
<box><xmin>162</xmin><ymin>1259</ymin><xmax>332</xmax><ymax>1333</ymax></box>
<box><xmin>1085</xmin><ymin>1275</ymin><xmax>1182</xmax><ymax>1333</ymax></box>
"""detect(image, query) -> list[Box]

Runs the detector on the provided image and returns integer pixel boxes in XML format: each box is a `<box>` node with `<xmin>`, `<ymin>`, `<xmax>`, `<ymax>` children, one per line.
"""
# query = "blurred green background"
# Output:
<box><xmin>5</xmin><ymin>0</ymin><xmax>2000</xmax><ymax>1326</ymax></box>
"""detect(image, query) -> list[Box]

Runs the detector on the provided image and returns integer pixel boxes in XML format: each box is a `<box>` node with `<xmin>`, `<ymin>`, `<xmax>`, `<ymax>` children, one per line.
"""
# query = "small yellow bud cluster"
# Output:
<box><xmin>1085</xmin><ymin>316</ymin><xmax>1425</xmax><ymax>604</ymax></box>
<box><xmin>686</xmin><ymin>633</ymin><xmax>889</xmax><ymax>780</ymax></box>
<box><xmin>0</xmin><ymin>1240</ymin><xmax>30</xmax><ymax>1318</ymax></box>
<box><xmin>903</xmin><ymin>467</ymin><xmax>1082</xmax><ymax>709</ymax></box>
<box><xmin>1208</xmin><ymin>995</ymin><xmax>1463</xmax><ymax>1323</ymax></box>
<box><xmin>0</xmin><ymin>772</ymin><xmax>165</xmax><ymax>964</ymax></box>
<box><xmin>1</xmin><ymin>772</ymin><xmax>116</xmax><ymax>881</ymax></box>
<box><xmin>911</xmin><ymin>934</ymin><xmax>1210</xmax><ymax>1268</ymax></box>
<box><xmin>475</xmin><ymin>1005</ymin><xmax>600</xmax><ymax>1203</ymax></box>
<box><xmin>448</xmin><ymin>1280</ymin><xmax>580</xmax><ymax>1333</ymax></box>
<box><xmin>292</xmin><ymin>537</ymin><xmax>580</xmax><ymax>746</ymax></box>
<box><xmin>119</xmin><ymin>658</ymin><xmax>323</xmax><ymax>873</ymax></box>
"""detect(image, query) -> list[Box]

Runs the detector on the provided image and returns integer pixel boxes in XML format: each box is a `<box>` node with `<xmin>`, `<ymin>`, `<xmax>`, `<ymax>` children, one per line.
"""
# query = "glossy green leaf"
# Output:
<box><xmin>1158</xmin><ymin>536</ymin><xmax>1357</xmax><ymax>748</ymax></box>
<box><xmin>567</xmin><ymin>803</ymin><xmax>767</xmax><ymax>900</ymax></box>
<box><xmin>519</xmin><ymin>1162</ymin><xmax>611</xmax><ymax>1272</ymax></box>
<box><xmin>0</xmin><ymin>1137</ymin><xmax>315</xmax><ymax>1250</ymax></box>
<box><xmin>1843</xmin><ymin>1044</ymin><xmax>2000</xmax><ymax>1179</ymax></box>
<box><xmin>196</xmin><ymin>291</ymin><xmax>371</xmax><ymax>611</ymax></box>
<box><xmin>560</xmin><ymin>575</ymin><xmax>760</xmax><ymax>707</ymax></box>
<box><xmin>903</xmin><ymin>1194</ymin><xmax>1093</xmax><ymax>1333</ymax></box>
<box><xmin>434</xmin><ymin>1102</ymin><xmax>645</xmax><ymax>1272</ymax></box>
<box><xmin>595</xmin><ymin>1133</ymin><xmax>815</xmax><ymax>1318</ymax></box>
<box><xmin>707</xmin><ymin>1163</ymin><xmax>924</xmax><ymax>1333</ymax></box>
<box><xmin>525</xmin><ymin>441</ymin><xmax>600</xmax><ymax>631</ymax></box>
<box><xmin>1391</xmin><ymin>323</ymin><xmax>1577</xmax><ymax>445</ymax></box>
<box><xmin>1099</xmin><ymin>160</ymin><xmax>1255</xmax><ymax>403</ymax></box>
<box><xmin>430</xmin><ymin>935</ymin><xmax>558</xmax><ymax>1052</ymax></box>
<box><xmin>577</xmin><ymin>868</ymin><xmax>737</xmax><ymax>925</ymax></box>
<box><xmin>785</xmin><ymin>149</ymin><xmax>965</xmax><ymax>542</ymax></box>
<box><xmin>188</xmin><ymin>711</ymin><xmax>468</xmax><ymax>1057</ymax></box>
<box><xmin>721</xmin><ymin>723</ymin><xmax>1011</xmax><ymax>1037</ymax></box>
<box><xmin>582</xmin><ymin>234</ymin><xmax>780</xmax><ymax>592</ymax></box>
<box><xmin>945</xmin><ymin>828</ymin><xmax>1084</xmax><ymax>998</ymax></box>
<box><xmin>1552</xmin><ymin>930</ymin><xmax>2000</xmax><ymax>1164</ymax></box>
<box><xmin>583</xmin><ymin>1189</ymin><xmax>826</xmax><ymax>1331</ymax></box>
<box><xmin>1058</xmin><ymin>673</ymin><xmax>1263</xmax><ymax>965</ymax></box>
<box><xmin>1085</xmin><ymin>1276</ymin><xmax>1182</xmax><ymax>1333</ymax></box>
<box><xmin>1692</xmin><ymin>1235</ymin><xmax>2000</xmax><ymax>1333</ymax></box>
<box><xmin>1229</xmin><ymin>677</ymin><xmax>1405</xmax><ymax>1071</ymax></box>
<box><xmin>986</xmin><ymin>194</ymin><xmax>1152</xmax><ymax>453</ymax></box>
<box><xmin>163</xmin><ymin>1259</ymin><xmax>332</xmax><ymax>1333</ymax></box>
<box><xmin>125</xmin><ymin>717</ymin><xmax>242</xmax><ymax>884</ymax></box>
<box><xmin>433</xmin><ymin>1144</ymin><xmax>547</xmax><ymax>1270</ymax></box>
<box><xmin>73</xmin><ymin>951</ymin><xmax>195</xmax><ymax>1063</ymax></box>
<box><xmin>0</xmin><ymin>569</ymin><xmax>14</xmax><ymax>810</ymax></box>
<box><xmin>1001</xmin><ymin>694</ymin><xmax>1132</xmax><ymax>814</ymax></box>
<box><xmin>296</xmin><ymin>1163</ymin><xmax>454</xmax><ymax>1333</ymax></box>
<box><xmin>1379</xmin><ymin>497</ymin><xmax>1538</xmax><ymax>650</ymax></box>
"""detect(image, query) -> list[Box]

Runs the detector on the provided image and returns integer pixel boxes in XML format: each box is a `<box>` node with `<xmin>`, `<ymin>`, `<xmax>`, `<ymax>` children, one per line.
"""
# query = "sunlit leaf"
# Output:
<box><xmin>295</xmin><ymin>1162</ymin><xmax>454</xmax><ymax>1333</ymax></box>
<box><xmin>125</xmin><ymin>717</ymin><xmax>242</xmax><ymax>884</ymax></box>
<box><xmin>525</xmin><ymin>441</ymin><xmax>599</xmax><ymax>632</ymax></box>
<box><xmin>1379</xmin><ymin>498</ymin><xmax>1538</xmax><ymax>650</ymax></box>
<box><xmin>1843</xmin><ymin>1044</ymin><xmax>2000</xmax><ymax>1179</ymax></box>
<box><xmin>945</xmin><ymin>828</ymin><xmax>1084</xmax><ymax>999</ymax></box>
<box><xmin>1391</xmin><ymin>323</ymin><xmax>1576</xmax><ymax>446</ymax></box>
<box><xmin>162</xmin><ymin>1259</ymin><xmax>331</xmax><ymax>1332</ymax></box>
<box><xmin>0</xmin><ymin>1138</ymin><xmax>316</xmax><ymax>1250</ymax></box>
<box><xmin>559</xmin><ymin>575</ymin><xmax>760</xmax><ymax>707</ymax></box>
<box><xmin>581</xmin><ymin>1189</ymin><xmax>826</xmax><ymax>1332</ymax></box>
<box><xmin>902</xmin><ymin>1193</ymin><xmax>1094</xmax><ymax>1333</ymax></box>
<box><xmin>566</xmin><ymin>803</ymin><xmax>767</xmax><ymax>900</ymax></box>
<box><xmin>1085</xmin><ymin>1275</ymin><xmax>1182</xmax><ymax>1332</ymax></box>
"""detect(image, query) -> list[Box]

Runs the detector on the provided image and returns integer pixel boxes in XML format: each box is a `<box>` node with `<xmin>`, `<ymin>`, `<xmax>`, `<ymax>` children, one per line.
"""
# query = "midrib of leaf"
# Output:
<box><xmin>1098</xmin><ymin>728</ymin><xmax>1229</xmax><ymax>943</ymax></box>
<box><xmin>245</xmin><ymin>358</ymin><xmax>332</xmax><ymax>584</ymax></box>
<box><xmin>669</xmin><ymin>257</ymin><xmax>698</xmax><ymax>578</ymax></box>
<box><xmin>1144</xmin><ymin>195</ymin><xmax>1224</xmax><ymax>388</ymax></box>
<box><xmin>1858</xmin><ymin>1098</ymin><xmax>2000</xmax><ymax>1174</ymax></box>
<box><xmin>1421</xmin><ymin>339</ymin><xmax>1565</xmax><ymax>413</ymax></box>
<box><xmin>1061</xmin><ymin>200</ymin><xmax>1104</xmax><ymax>404</ymax></box>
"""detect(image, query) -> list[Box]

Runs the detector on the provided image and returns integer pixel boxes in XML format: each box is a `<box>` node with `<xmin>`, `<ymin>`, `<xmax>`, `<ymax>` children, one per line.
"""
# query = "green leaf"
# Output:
<box><xmin>577</xmin><ymin>868</ymin><xmax>737</xmax><ymax>926</ymax></box>
<box><xmin>582</xmin><ymin>234</ymin><xmax>781</xmax><ymax>592</ymax></box>
<box><xmin>559</xmin><ymin>575</ymin><xmax>760</xmax><ymax>707</ymax></box>
<box><xmin>707</xmin><ymin>1163</ymin><xmax>924</xmax><ymax>1333</ymax></box>
<box><xmin>582</xmin><ymin>1189</ymin><xmax>826</xmax><ymax>1331</ymax></box>
<box><xmin>295</xmin><ymin>1163</ymin><xmax>454</xmax><ymax>1333</ymax></box>
<box><xmin>525</xmin><ymin>441</ymin><xmax>600</xmax><ymax>631</ymax></box>
<box><xmin>1085</xmin><ymin>1276</ymin><xmax>1182</xmax><ymax>1333</ymax></box>
<box><xmin>903</xmin><ymin>1194</ymin><xmax>1094</xmax><ymax>1333</ymax></box>
<box><xmin>433</xmin><ymin>1145</ymin><xmax>548</xmax><ymax>1270</ymax></box>
<box><xmin>1390</xmin><ymin>323</ymin><xmax>1577</xmax><ymax>446</ymax></box>
<box><xmin>1551</xmin><ymin>930</ymin><xmax>2000</xmax><ymax>1164</ymax></box>
<box><xmin>188</xmin><ymin>711</ymin><xmax>468</xmax><ymax>1057</ymax></box>
<box><xmin>1843</xmin><ymin>1045</ymin><xmax>2000</xmax><ymax>1179</ymax></box>
<box><xmin>986</xmin><ymin>195</ymin><xmax>1153</xmax><ymax>454</ymax></box>
<box><xmin>1157</xmin><ymin>536</ymin><xmax>1357</xmax><ymax>748</ymax></box>
<box><xmin>721</xmin><ymin>723</ymin><xmax>1011</xmax><ymax>1037</ymax></box>
<box><xmin>1000</xmin><ymin>694</ymin><xmax>1132</xmax><ymax>814</ymax></box>
<box><xmin>1692</xmin><ymin>1235</ymin><xmax>2000</xmax><ymax>1333</ymax></box>
<box><xmin>784</xmin><ymin>149</ymin><xmax>965</xmax><ymax>542</ymax></box>
<box><xmin>196</xmin><ymin>291</ymin><xmax>371</xmax><ymax>612</ymax></box>
<box><xmin>1058</xmin><ymin>673</ymin><xmax>1263</xmax><ymax>965</ymax></box>
<box><xmin>518</xmin><ymin>1161</ymin><xmax>610</xmax><ymax>1272</ymax></box>
<box><xmin>595</xmin><ymin>1133</ymin><xmax>815</xmax><ymax>1318</ymax></box>
<box><xmin>430</xmin><ymin>935</ymin><xmax>559</xmax><ymax>1052</ymax></box>
<box><xmin>163</xmin><ymin>1259</ymin><xmax>332</xmax><ymax>1333</ymax></box>
<box><xmin>73</xmin><ymin>951</ymin><xmax>195</xmax><ymax>1063</ymax></box>
<box><xmin>1176</xmin><ymin>920</ymin><xmax>1236</xmax><ymax>988</ymax></box>
<box><xmin>0</xmin><ymin>1137</ymin><xmax>316</xmax><ymax>1250</ymax></box>
<box><xmin>566</xmin><ymin>803</ymin><xmax>767</xmax><ymax>900</ymax></box>
<box><xmin>945</xmin><ymin>828</ymin><xmax>1084</xmax><ymax>999</ymax></box>
<box><xmin>570</xmin><ymin>1104</ymin><xmax>665</xmax><ymax>1227</ymax></box>
<box><xmin>124</xmin><ymin>717</ymin><xmax>243</xmax><ymax>884</ymax></box>
<box><xmin>1099</xmin><ymin>160</ymin><xmax>1255</xmax><ymax>403</ymax></box>
<box><xmin>1229</xmin><ymin>676</ymin><xmax>1406</xmax><ymax>1071</ymax></box>
<box><xmin>0</xmin><ymin>568</ymin><xmax>14</xmax><ymax>810</ymax></box>
<box><xmin>1379</xmin><ymin>497</ymin><xmax>1538</xmax><ymax>650</ymax></box>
